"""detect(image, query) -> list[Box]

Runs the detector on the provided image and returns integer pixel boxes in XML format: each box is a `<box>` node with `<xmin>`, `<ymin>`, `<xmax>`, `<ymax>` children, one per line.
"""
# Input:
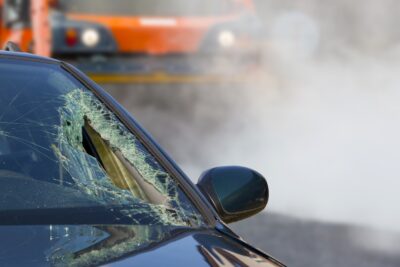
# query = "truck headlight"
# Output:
<box><xmin>218</xmin><ymin>30</ymin><xmax>236</xmax><ymax>48</ymax></box>
<box><xmin>81</xmin><ymin>29</ymin><xmax>100</xmax><ymax>47</ymax></box>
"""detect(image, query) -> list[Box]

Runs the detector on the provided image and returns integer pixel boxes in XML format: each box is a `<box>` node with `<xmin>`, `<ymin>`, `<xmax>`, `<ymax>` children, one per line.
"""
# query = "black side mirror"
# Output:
<box><xmin>197</xmin><ymin>166</ymin><xmax>269</xmax><ymax>224</ymax></box>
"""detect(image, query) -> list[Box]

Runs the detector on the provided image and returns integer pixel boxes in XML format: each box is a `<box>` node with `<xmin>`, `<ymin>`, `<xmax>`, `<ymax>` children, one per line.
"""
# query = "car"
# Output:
<box><xmin>0</xmin><ymin>0</ymin><xmax>261</xmax><ymax>56</ymax></box>
<box><xmin>54</xmin><ymin>0</ymin><xmax>261</xmax><ymax>56</ymax></box>
<box><xmin>0</xmin><ymin>50</ymin><xmax>284</xmax><ymax>267</ymax></box>
<box><xmin>0</xmin><ymin>0</ymin><xmax>262</xmax><ymax>82</ymax></box>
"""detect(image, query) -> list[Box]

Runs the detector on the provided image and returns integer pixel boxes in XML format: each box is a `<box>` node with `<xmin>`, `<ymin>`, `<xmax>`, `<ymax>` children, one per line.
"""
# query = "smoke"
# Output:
<box><xmin>104</xmin><ymin>0</ymin><xmax>400</xmax><ymax>235</ymax></box>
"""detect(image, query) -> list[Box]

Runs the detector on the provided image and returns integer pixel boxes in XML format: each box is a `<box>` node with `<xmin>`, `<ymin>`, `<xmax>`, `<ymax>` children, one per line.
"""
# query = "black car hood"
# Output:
<box><xmin>0</xmin><ymin>224</ymin><xmax>282</xmax><ymax>267</ymax></box>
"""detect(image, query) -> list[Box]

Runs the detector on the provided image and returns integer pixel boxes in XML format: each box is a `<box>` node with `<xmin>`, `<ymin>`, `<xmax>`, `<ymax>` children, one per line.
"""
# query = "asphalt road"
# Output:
<box><xmin>231</xmin><ymin>212</ymin><xmax>400</xmax><ymax>267</ymax></box>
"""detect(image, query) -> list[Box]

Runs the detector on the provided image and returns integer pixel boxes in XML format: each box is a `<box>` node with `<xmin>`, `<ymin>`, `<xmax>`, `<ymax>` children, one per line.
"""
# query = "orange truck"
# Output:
<box><xmin>0</xmin><ymin>0</ymin><xmax>261</xmax><ymax>82</ymax></box>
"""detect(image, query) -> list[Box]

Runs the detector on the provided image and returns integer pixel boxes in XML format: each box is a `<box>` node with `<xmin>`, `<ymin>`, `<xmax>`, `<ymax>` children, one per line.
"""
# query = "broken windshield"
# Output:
<box><xmin>0</xmin><ymin>58</ymin><xmax>204</xmax><ymax>227</ymax></box>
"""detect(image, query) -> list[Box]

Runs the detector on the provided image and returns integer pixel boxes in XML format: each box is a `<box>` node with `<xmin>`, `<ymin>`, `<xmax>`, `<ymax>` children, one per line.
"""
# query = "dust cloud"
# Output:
<box><xmin>105</xmin><ymin>0</ymin><xmax>400</xmax><ymax>236</ymax></box>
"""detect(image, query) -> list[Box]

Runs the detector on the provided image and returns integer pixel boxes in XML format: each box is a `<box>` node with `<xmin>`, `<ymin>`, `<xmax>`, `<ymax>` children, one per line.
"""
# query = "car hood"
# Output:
<box><xmin>0</xmin><ymin>224</ymin><xmax>282</xmax><ymax>266</ymax></box>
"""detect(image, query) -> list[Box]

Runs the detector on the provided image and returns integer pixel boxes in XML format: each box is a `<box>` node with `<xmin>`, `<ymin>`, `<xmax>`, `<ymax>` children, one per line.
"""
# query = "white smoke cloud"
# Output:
<box><xmin>105</xmin><ymin>0</ymin><xmax>400</xmax><ymax>233</ymax></box>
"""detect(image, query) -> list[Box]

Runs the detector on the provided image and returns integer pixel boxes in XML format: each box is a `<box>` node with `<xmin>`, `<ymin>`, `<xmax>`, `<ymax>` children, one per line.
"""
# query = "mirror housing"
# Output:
<box><xmin>197</xmin><ymin>166</ymin><xmax>269</xmax><ymax>224</ymax></box>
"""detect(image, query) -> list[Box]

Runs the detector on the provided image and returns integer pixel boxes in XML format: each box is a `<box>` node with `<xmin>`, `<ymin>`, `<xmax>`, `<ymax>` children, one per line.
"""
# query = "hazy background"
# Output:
<box><xmin>101</xmin><ymin>0</ymin><xmax>400</xmax><ymax>266</ymax></box>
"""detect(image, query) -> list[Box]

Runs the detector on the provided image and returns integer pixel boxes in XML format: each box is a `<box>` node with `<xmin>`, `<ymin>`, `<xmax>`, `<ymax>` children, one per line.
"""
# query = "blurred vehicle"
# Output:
<box><xmin>0</xmin><ymin>47</ymin><xmax>284</xmax><ymax>266</ymax></box>
<box><xmin>0</xmin><ymin>0</ymin><xmax>262</xmax><ymax>83</ymax></box>
<box><xmin>55</xmin><ymin>0</ymin><xmax>261</xmax><ymax>56</ymax></box>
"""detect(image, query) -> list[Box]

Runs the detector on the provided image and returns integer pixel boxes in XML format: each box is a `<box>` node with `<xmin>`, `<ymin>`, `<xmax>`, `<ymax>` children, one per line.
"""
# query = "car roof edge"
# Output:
<box><xmin>0</xmin><ymin>51</ymin><xmax>60</xmax><ymax>64</ymax></box>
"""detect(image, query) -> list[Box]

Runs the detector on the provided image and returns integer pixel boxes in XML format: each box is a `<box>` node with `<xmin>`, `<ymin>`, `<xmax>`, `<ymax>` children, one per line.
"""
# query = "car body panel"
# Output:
<box><xmin>0</xmin><ymin>224</ymin><xmax>282</xmax><ymax>267</ymax></box>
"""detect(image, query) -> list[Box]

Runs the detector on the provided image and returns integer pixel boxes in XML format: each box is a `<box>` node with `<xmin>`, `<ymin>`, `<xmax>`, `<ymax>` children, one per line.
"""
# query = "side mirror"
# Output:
<box><xmin>197</xmin><ymin>166</ymin><xmax>269</xmax><ymax>224</ymax></box>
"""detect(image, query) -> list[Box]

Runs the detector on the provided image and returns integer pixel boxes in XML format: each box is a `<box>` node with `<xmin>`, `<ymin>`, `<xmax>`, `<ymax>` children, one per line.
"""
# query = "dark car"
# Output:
<box><xmin>0</xmin><ymin>50</ymin><xmax>284</xmax><ymax>267</ymax></box>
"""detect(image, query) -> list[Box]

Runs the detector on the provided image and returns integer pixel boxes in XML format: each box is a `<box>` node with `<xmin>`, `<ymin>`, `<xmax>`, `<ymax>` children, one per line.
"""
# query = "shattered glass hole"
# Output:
<box><xmin>54</xmin><ymin>89</ymin><xmax>205</xmax><ymax>227</ymax></box>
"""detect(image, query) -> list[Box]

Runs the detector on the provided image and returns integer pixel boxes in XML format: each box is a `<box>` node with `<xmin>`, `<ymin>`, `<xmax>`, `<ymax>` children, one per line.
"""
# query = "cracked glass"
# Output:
<box><xmin>0</xmin><ymin>58</ymin><xmax>204</xmax><ymax>227</ymax></box>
